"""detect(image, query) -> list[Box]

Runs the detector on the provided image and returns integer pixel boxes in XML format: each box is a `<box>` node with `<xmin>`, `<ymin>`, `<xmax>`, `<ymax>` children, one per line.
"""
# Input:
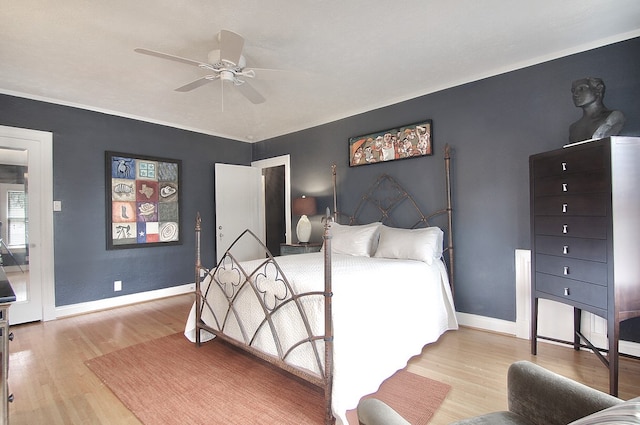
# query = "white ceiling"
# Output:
<box><xmin>1</xmin><ymin>1</ymin><xmax>639</xmax><ymax>143</ymax></box>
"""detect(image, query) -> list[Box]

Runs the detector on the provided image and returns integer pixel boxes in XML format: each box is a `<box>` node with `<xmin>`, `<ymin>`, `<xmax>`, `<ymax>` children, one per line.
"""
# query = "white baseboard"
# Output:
<box><xmin>621</xmin><ymin>340</ymin><xmax>640</xmax><ymax>358</ymax></box>
<box><xmin>456</xmin><ymin>311</ymin><xmax>640</xmax><ymax>358</ymax></box>
<box><xmin>456</xmin><ymin>311</ymin><xmax>517</xmax><ymax>335</ymax></box>
<box><xmin>55</xmin><ymin>283</ymin><xmax>195</xmax><ymax>319</ymax></box>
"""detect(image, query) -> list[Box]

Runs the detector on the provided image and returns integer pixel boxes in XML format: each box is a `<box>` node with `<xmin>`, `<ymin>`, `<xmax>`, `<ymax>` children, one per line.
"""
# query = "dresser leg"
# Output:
<box><xmin>573</xmin><ymin>307</ymin><xmax>582</xmax><ymax>351</ymax></box>
<box><xmin>609</xmin><ymin>320</ymin><xmax>619</xmax><ymax>397</ymax></box>
<box><xmin>531</xmin><ymin>297</ymin><xmax>538</xmax><ymax>355</ymax></box>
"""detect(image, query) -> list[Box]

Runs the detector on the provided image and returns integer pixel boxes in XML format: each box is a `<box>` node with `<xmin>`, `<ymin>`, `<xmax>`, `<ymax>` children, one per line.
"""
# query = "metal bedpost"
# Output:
<box><xmin>323</xmin><ymin>207</ymin><xmax>335</xmax><ymax>424</ymax></box>
<box><xmin>331</xmin><ymin>164</ymin><xmax>338</xmax><ymax>222</ymax></box>
<box><xmin>195</xmin><ymin>212</ymin><xmax>202</xmax><ymax>346</ymax></box>
<box><xmin>444</xmin><ymin>144</ymin><xmax>454</xmax><ymax>295</ymax></box>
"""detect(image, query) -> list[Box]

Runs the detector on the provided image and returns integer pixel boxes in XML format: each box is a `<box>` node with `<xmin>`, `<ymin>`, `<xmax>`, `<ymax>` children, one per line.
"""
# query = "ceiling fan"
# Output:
<box><xmin>135</xmin><ymin>30</ymin><xmax>267</xmax><ymax>105</ymax></box>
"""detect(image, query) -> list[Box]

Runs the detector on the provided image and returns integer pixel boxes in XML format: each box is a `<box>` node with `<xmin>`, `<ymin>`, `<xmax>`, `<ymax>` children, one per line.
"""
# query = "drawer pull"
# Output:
<box><xmin>562</xmin><ymin>203</ymin><xmax>568</xmax><ymax>213</ymax></box>
<box><xmin>562</xmin><ymin>183</ymin><xmax>568</xmax><ymax>192</ymax></box>
<box><xmin>563</xmin><ymin>266</ymin><xmax>570</xmax><ymax>275</ymax></box>
<box><xmin>563</xmin><ymin>245</ymin><xmax>569</xmax><ymax>255</ymax></box>
<box><xmin>562</xmin><ymin>224</ymin><xmax>568</xmax><ymax>234</ymax></box>
<box><xmin>564</xmin><ymin>287</ymin><xmax>570</xmax><ymax>296</ymax></box>
<box><xmin>562</xmin><ymin>162</ymin><xmax>567</xmax><ymax>171</ymax></box>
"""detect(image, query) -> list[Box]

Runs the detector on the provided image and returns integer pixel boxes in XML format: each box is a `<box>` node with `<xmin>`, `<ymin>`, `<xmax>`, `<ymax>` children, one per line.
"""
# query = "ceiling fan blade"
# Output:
<box><xmin>243</xmin><ymin>67</ymin><xmax>296</xmax><ymax>80</ymax></box>
<box><xmin>234</xmin><ymin>80</ymin><xmax>265</xmax><ymax>104</ymax></box>
<box><xmin>134</xmin><ymin>48</ymin><xmax>207</xmax><ymax>68</ymax></box>
<box><xmin>175</xmin><ymin>75</ymin><xmax>218</xmax><ymax>92</ymax></box>
<box><xmin>217</xmin><ymin>30</ymin><xmax>244</xmax><ymax>66</ymax></box>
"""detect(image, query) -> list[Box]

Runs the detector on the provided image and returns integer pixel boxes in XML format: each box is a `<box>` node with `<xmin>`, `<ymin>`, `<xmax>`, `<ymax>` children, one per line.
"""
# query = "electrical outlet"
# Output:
<box><xmin>114</xmin><ymin>280</ymin><xmax>122</xmax><ymax>291</ymax></box>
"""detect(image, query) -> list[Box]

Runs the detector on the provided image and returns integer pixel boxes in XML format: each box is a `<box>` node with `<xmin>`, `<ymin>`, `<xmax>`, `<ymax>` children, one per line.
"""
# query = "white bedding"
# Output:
<box><xmin>184</xmin><ymin>251</ymin><xmax>458</xmax><ymax>424</ymax></box>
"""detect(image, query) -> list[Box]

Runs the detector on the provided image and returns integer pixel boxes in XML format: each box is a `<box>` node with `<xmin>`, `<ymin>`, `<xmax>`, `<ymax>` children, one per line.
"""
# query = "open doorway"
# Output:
<box><xmin>263</xmin><ymin>165</ymin><xmax>285</xmax><ymax>254</ymax></box>
<box><xmin>0</xmin><ymin>161</ymin><xmax>29</xmax><ymax>304</ymax></box>
<box><xmin>252</xmin><ymin>155</ymin><xmax>291</xmax><ymax>255</ymax></box>
<box><xmin>0</xmin><ymin>125</ymin><xmax>55</xmax><ymax>324</ymax></box>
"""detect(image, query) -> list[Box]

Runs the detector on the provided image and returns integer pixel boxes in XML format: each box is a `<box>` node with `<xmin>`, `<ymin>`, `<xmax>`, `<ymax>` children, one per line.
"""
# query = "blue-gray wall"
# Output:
<box><xmin>0</xmin><ymin>96</ymin><xmax>251</xmax><ymax>305</ymax></box>
<box><xmin>253</xmin><ymin>37</ymin><xmax>640</xmax><ymax>328</ymax></box>
<box><xmin>0</xmin><ymin>37</ymin><xmax>638</xmax><ymax>340</ymax></box>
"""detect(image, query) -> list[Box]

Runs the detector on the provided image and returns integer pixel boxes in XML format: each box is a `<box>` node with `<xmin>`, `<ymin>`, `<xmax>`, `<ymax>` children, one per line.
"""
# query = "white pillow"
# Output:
<box><xmin>374</xmin><ymin>225</ymin><xmax>444</xmax><ymax>265</ymax></box>
<box><xmin>329</xmin><ymin>222</ymin><xmax>381</xmax><ymax>257</ymax></box>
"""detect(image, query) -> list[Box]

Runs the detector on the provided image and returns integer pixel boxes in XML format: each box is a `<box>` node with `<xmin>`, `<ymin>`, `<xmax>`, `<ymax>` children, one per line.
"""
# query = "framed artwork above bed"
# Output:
<box><xmin>349</xmin><ymin>119</ymin><xmax>433</xmax><ymax>167</ymax></box>
<box><xmin>105</xmin><ymin>151</ymin><xmax>182</xmax><ymax>249</ymax></box>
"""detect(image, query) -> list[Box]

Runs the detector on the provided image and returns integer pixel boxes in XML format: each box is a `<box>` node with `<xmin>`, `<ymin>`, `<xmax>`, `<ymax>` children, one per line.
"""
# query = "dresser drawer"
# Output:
<box><xmin>534</xmin><ymin>216</ymin><xmax>607</xmax><ymax>239</ymax></box>
<box><xmin>533</xmin><ymin>193</ymin><xmax>608</xmax><ymax>216</ymax></box>
<box><xmin>532</xmin><ymin>145</ymin><xmax>604</xmax><ymax>178</ymax></box>
<box><xmin>536</xmin><ymin>254</ymin><xmax>607</xmax><ymax>285</ymax></box>
<box><xmin>534</xmin><ymin>235</ymin><xmax>607</xmax><ymax>262</ymax></box>
<box><xmin>535</xmin><ymin>272</ymin><xmax>607</xmax><ymax>310</ymax></box>
<box><xmin>533</xmin><ymin>170</ymin><xmax>608</xmax><ymax>196</ymax></box>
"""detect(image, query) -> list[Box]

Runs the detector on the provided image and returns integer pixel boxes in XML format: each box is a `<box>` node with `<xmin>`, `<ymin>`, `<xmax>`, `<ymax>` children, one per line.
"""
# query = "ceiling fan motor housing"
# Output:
<box><xmin>207</xmin><ymin>50</ymin><xmax>246</xmax><ymax>69</ymax></box>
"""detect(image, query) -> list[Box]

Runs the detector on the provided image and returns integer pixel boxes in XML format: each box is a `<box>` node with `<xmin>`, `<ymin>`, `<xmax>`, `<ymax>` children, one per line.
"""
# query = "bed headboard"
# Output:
<box><xmin>331</xmin><ymin>144</ymin><xmax>454</xmax><ymax>292</ymax></box>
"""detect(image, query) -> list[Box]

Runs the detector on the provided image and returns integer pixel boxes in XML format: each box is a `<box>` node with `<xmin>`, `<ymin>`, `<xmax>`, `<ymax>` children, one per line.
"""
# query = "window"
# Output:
<box><xmin>7</xmin><ymin>190</ymin><xmax>27</xmax><ymax>247</ymax></box>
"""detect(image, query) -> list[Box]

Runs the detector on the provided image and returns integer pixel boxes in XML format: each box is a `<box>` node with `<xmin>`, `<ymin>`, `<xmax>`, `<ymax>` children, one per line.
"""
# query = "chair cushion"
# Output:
<box><xmin>568</xmin><ymin>396</ymin><xmax>640</xmax><ymax>424</ymax></box>
<box><xmin>357</xmin><ymin>398</ymin><xmax>410</xmax><ymax>425</ymax></box>
<box><xmin>450</xmin><ymin>411</ymin><xmax>535</xmax><ymax>425</ymax></box>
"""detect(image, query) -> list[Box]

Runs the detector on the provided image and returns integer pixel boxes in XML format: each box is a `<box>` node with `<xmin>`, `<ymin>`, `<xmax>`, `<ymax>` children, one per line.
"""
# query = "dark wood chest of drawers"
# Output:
<box><xmin>529</xmin><ymin>136</ymin><xmax>640</xmax><ymax>396</ymax></box>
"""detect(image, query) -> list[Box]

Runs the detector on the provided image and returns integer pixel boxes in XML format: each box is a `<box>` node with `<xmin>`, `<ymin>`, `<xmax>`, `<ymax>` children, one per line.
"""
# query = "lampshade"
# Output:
<box><xmin>292</xmin><ymin>196</ymin><xmax>317</xmax><ymax>216</ymax></box>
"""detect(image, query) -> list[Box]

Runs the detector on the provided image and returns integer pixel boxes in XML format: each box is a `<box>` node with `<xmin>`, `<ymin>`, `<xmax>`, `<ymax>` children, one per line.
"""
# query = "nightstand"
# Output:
<box><xmin>279</xmin><ymin>243</ymin><xmax>322</xmax><ymax>256</ymax></box>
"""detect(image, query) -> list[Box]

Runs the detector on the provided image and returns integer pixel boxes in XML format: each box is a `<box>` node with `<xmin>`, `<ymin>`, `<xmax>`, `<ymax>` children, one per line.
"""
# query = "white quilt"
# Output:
<box><xmin>184</xmin><ymin>252</ymin><xmax>458</xmax><ymax>424</ymax></box>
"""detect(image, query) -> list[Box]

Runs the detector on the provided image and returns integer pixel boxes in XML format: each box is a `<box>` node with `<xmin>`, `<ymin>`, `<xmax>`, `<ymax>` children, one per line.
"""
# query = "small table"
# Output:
<box><xmin>279</xmin><ymin>243</ymin><xmax>322</xmax><ymax>256</ymax></box>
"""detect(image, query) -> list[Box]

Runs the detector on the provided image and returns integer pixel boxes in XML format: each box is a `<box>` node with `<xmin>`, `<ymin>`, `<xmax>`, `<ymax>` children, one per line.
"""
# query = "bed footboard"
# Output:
<box><xmin>194</xmin><ymin>211</ymin><xmax>335</xmax><ymax>424</ymax></box>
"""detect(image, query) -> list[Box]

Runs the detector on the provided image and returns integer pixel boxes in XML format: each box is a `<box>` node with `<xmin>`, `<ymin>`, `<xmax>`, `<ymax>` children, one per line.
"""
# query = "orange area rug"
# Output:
<box><xmin>86</xmin><ymin>333</ymin><xmax>450</xmax><ymax>424</ymax></box>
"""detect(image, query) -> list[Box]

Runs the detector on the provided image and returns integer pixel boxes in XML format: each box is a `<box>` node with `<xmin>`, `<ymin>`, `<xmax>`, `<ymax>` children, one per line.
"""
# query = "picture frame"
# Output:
<box><xmin>348</xmin><ymin>119</ymin><xmax>433</xmax><ymax>167</ymax></box>
<box><xmin>105</xmin><ymin>151</ymin><xmax>182</xmax><ymax>249</ymax></box>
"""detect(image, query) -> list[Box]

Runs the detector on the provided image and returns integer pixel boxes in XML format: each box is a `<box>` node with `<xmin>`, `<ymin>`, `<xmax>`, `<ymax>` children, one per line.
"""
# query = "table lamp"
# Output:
<box><xmin>292</xmin><ymin>196</ymin><xmax>316</xmax><ymax>243</ymax></box>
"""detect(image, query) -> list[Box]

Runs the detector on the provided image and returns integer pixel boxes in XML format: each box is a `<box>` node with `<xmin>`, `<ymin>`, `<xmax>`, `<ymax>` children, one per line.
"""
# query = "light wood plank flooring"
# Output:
<box><xmin>8</xmin><ymin>294</ymin><xmax>640</xmax><ymax>424</ymax></box>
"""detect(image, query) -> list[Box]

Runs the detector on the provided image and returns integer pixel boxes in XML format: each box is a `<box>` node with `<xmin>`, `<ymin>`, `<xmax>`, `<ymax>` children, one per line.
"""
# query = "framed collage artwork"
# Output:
<box><xmin>105</xmin><ymin>151</ymin><xmax>182</xmax><ymax>249</ymax></box>
<box><xmin>348</xmin><ymin>119</ymin><xmax>433</xmax><ymax>167</ymax></box>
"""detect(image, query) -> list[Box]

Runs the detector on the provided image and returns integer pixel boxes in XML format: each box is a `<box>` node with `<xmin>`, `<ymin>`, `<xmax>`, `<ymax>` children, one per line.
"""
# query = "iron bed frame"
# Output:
<box><xmin>193</xmin><ymin>144</ymin><xmax>454</xmax><ymax>424</ymax></box>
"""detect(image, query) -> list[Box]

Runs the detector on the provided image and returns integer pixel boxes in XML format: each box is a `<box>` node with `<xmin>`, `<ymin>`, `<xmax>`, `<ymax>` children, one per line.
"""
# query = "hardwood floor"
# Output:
<box><xmin>9</xmin><ymin>295</ymin><xmax>190</xmax><ymax>425</ymax></box>
<box><xmin>410</xmin><ymin>327</ymin><xmax>640</xmax><ymax>424</ymax></box>
<box><xmin>7</xmin><ymin>294</ymin><xmax>640</xmax><ymax>424</ymax></box>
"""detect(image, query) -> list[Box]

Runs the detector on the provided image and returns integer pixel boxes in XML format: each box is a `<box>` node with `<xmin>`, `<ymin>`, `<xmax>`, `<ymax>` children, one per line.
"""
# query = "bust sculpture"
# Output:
<box><xmin>568</xmin><ymin>77</ymin><xmax>625</xmax><ymax>143</ymax></box>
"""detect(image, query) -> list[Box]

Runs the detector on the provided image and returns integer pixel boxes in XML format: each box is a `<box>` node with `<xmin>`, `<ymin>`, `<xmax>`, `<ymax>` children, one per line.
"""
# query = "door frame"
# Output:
<box><xmin>0</xmin><ymin>125</ymin><xmax>55</xmax><ymax>321</ymax></box>
<box><xmin>251</xmin><ymin>155</ymin><xmax>292</xmax><ymax>245</ymax></box>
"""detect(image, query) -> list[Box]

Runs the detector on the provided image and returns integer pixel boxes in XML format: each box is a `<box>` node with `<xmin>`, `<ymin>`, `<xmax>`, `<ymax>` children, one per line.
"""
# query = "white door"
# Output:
<box><xmin>0</xmin><ymin>126</ymin><xmax>55</xmax><ymax>324</ymax></box>
<box><xmin>214</xmin><ymin>163</ymin><xmax>263</xmax><ymax>262</ymax></box>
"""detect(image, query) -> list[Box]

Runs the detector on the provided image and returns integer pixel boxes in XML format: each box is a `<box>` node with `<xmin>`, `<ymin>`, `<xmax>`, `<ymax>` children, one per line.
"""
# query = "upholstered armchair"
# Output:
<box><xmin>357</xmin><ymin>361</ymin><xmax>639</xmax><ymax>425</ymax></box>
